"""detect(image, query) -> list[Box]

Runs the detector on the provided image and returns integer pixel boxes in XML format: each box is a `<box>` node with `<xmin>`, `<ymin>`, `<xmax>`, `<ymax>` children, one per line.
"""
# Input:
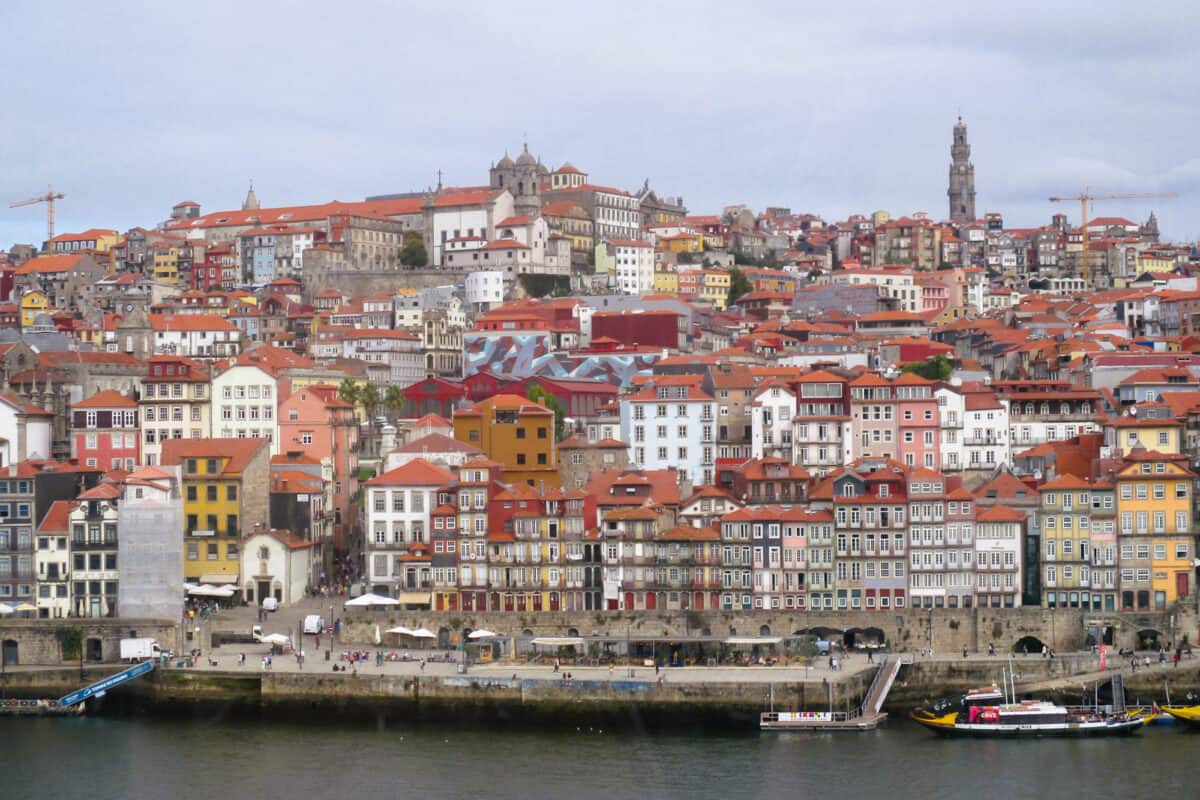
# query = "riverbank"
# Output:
<box><xmin>5</xmin><ymin>652</ymin><xmax>1200</xmax><ymax>729</ymax></box>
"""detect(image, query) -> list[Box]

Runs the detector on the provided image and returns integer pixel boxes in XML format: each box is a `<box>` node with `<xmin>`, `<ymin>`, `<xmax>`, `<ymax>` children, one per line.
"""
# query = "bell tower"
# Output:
<box><xmin>947</xmin><ymin>117</ymin><xmax>976</xmax><ymax>223</ymax></box>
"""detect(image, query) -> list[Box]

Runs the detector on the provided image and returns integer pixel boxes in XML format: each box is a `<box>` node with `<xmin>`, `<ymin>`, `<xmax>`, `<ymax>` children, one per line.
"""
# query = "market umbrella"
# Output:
<box><xmin>344</xmin><ymin>593</ymin><xmax>399</xmax><ymax>607</ymax></box>
<box><xmin>258</xmin><ymin>633</ymin><xmax>291</xmax><ymax>647</ymax></box>
<box><xmin>467</xmin><ymin>629</ymin><xmax>497</xmax><ymax>639</ymax></box>
<box><xmin>386</xmin><ymin>626</ymin><xmax>413</xmax><ymax>636</ymax></box>
<box><xmin>0</xmin><ymin>603</ymin><xmax>13</xmax><ymax>615</ymax></box>
<box><xmin>13</xmin><ymin>602</ymin><xmax>36</xmax><ymax>613</ymax></box>
<box><xmin>410</xmin><ymin>628</ymin><xmax>436</xmax><ymax>639</ymax></box>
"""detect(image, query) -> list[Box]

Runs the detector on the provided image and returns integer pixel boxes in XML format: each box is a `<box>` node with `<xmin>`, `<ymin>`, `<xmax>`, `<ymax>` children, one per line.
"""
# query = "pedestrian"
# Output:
<box><xmin>1160</xmin><ymin>649</ymin><xmax>1166</xmax><ymax>665</ymax></box>
<box><xmin>867</xmin><ymin>649</ymin><xmax>874</xmax><ymax>664</ymax></box>
<box><xmin>1042</xmin><ymin>645</ymin><xmax>1048</xmax><ymax>659</ymax></box>
<box><xmin>962</xmin><ymin>646</ymin><xmax>968</xmax><ymax>659</ymax></box>
<box><xmin>655</xmin><ymin>662</ymin><xmax>660</xmax><ymax>676</ymax></box>
<box><xmin>609</xmin><ymin>663</ymin><xmax>614</xmax><ymax>680</ymax></box>
<box><xmin>420</xmin><ymin>659</ymin><xmax>426</xmax><ymax>673</ymax></box>
<box><xmin>1174</xmin><ymin>650</ymin><xmax>1181</xmax><ymax>668</ymax></box>
<box><xmin>988</xmin><ymin>643</ymin><xmax>996</xmax><ymax>657</ymax></box>
<box><xmin>554</xmin><ymin>657</ymin><xmax>560</xmax><ymax>673</ymax></box>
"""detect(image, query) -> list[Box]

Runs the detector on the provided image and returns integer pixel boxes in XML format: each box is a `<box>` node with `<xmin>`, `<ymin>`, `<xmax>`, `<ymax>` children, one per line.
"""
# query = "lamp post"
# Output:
<box><xmin>626</xmin><ymin>620</ymin><xmax>634</xmax><ymax>678</ymax></box>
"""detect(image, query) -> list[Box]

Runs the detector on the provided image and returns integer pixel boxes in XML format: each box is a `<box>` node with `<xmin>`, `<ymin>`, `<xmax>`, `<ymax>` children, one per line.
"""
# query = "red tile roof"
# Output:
<box><xmin>73</xmin><ymin>389</ymin><xmax>138</xmax><ymax>409</ymax></box>
<box><xmin>365</xmin><ymin>457</ymin><xmax>455</xmax><ymax>487</ymax></box>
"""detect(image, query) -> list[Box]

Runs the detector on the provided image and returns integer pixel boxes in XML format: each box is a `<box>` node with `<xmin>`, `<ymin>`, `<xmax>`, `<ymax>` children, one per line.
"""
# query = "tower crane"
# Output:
<box><xmin>1048</xmin><ymin>188</ymin><xmax>1177</xmax><ymax>286</ymax></box>
<box><xmin>9</xmin><ymin>185</ymin><xmax>66</xmax><ymax>244</ymax></box>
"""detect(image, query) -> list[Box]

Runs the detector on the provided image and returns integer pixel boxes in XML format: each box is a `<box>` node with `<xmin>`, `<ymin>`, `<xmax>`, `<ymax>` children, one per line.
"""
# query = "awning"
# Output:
<box><xmin>199</xmin><ymin>573</ymin><xmax>238</xmax><ymax>585</ymax></box>
<box><xmin>724</xmin><ymin>636</ymin><xmax>783</xmax><ymax>646</ymax></box>
<box><xmin>397</xmin><ymin>592</ymin><xmax>432</xmax><ymax>605</ymax></box>
<box><xmin>531</xmin><ymin>637</ymin><xmax>584</xmax><ymax>647</ymax></box>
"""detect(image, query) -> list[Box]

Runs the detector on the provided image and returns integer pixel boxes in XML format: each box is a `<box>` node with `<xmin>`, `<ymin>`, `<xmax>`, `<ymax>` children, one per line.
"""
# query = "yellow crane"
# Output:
<box><xmin>1048</xmin><ymin>187</ymin><xmax>1177</xmax><ymax>285</ymax></box>
<box><xmin>9</xmin><ymin>185</ymin><xmax>66</xmax><ymax>244</ymax></box>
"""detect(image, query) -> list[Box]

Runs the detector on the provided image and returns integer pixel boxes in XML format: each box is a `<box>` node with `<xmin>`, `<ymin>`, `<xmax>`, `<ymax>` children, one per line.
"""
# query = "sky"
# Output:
<box><xmin>2</xmin><ymin>1</ymin><xmax>1198</xmax><ymax>247</ymax></box>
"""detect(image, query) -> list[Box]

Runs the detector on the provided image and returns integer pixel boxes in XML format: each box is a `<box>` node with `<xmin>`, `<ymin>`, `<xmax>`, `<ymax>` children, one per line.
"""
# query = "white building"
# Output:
<box><xmin>426</xmin><ymin>188</ymin><xmax>515</xmax><ymax>266</ymax></box>
<box><xmin>363</xmin><ymin>458</ymin><xmax>453</xmax><ymax>595</ymax></box>
<box><xmin>466</xmin><ymin>270</ymin><xmax>505</xmax><ymax>310</ymax></box>
<box><xmin>620</xmin><ymin>380</ymin><xmax>717</xmax><ymax>485</ymax></box>
<box><xmin>750</xmin><ymin>381</ymin><xmax>796</xmax><ymax>461</ymax></box>
<box><xmin>974</xmin><ymin>505</ymin><xmax>1024</xmax><ymax>608</ymax></box>
<box><xmin>611</xmin><ymin>240</ymin><xmax>655</xmax><ymax>295</ymax></box>
<box><xmin>831</xmin><ymin>268</ymin><xmax>919</xmax><ymax>312</ymax></box>
<box><xmin>211</xmin><ymin>362</ymin><xmax>279</xmax><ymax>453</ymax></box>
<box><xmin>150</xmin><ymin>315</ymin><xmax>241</xmax><ymax>359</ymax></box>
<box><xmin>937</xmin><ymin>382</ymin><xmax>1010</xmax><ymax>474</ymax></box>
<box><xmin>340</xmin><ymin>329</ymin><xmax>424</xmax><ymax>388</ymax></box>
<box><xmin>34</xmin><ymin>499</ymin><xmax>73</xmax><ymax>619</ymax></box>
<box><xmin>0</xmin><ymin>392</ymin><xmax>53</xmax><ymax>466</ymax></box>
<box><xmin>241</xmin><ymin>529</ymin><xmax>314</xmax><ymax>606</ymax></box>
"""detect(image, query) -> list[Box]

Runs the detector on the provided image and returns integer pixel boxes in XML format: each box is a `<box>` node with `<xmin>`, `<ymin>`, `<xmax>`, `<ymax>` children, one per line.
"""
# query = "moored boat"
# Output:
<box><xmin>1160</xmin><ymin>705</ymin><xmax>1200</xmax><ymax>726</ymax></box>
<box><xmin>0</xmin><ymin>698</ymin><xmax>86</xmax><ymax>717</ymax></box>
<box><xmin>911</xmin><ymin>683</ymin><xmax>1148</xmax><ymax>738</ymax></box>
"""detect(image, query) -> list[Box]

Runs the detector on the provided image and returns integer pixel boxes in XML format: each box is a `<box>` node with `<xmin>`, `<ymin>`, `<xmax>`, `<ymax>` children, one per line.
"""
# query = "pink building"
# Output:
<box><xmin>850</xmin><ymin>373</ymin><xmax>897</xmax><ymax>460</ymax></box>
<box><xmin>71</xmin><ymin>390</ymin><xmax>140</xmax><ymax>470</ymax></box>
<box><xmin>277</xmin><ymin>384</ymin><xmax>359</xmax><ymax>552</ymax></box>
<box><xmin>896</xmin><ymin>373</ymin><xmax>940</xmax><ymax>470</ymax></box>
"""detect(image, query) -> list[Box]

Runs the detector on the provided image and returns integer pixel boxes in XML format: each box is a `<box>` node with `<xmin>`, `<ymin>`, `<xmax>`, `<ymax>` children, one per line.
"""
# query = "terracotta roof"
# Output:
<box><xmin>1039</xmin><ymin>474</ymin><xmax>1093</xmax><ymax>491</ymax></box>
<box><xmin>365</xmin><ymin>457</ymin><xmax>455</xmax><ymax>487</ymax></box>
<box><xmin>72</xmin><ymin>389</ymin><xmax>138</xmax><ymax>410</ymax></box>
<box><xmin>37</xmin><ymin>499</ymin><xmax>75</xmax><ymax>534</ymax></box>
<box><xmin>150</xmin><ymin>314</ymin><xmax>239</xmax><ymax>332</ymax></box>
<box><xmin>14</xmin><ymin>254</ymin><xmax>85</xmax><ymax>275</ymax></box>
<box><xmin>976</xmin><ymin>505</ymin><xmax>1027</xmax><ymax>523</ymax></box>
<box><xmin>412</xmin><ymin>413</ymin><xmax>452</xmax><ymax>428</ymax></box>
<box><xmin>657</xmin><ymin>525</ymin><xmax>720</xmax><ymax>542</ymax></box>
<box><xmin>161</xmin><ymin>437</ymin><xmax>269</xmax><ymax>475</ymax></box>
<box><xmin>390</xmin><ymin>433</ymin><xmax>484</xmax><ymax>456</ymax></box>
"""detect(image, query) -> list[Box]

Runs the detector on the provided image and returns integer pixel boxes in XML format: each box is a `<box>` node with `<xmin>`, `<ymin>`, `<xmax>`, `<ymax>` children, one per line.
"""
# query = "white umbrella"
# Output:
<box><xmin>386</xmin><ymin>626</ymin><xmax>413</xmax><ymax>636</ymax></box>
<box><xmin>344</xmin><ymin>593</ymin><xmax>399</xmax><ymax>607</ymax></box>
<box><xmin>0</xmin><ymin>603</ymin><xmax>12</xmax><ymax>615</ymax></box>
<box><xmin>258</xmin><ymin>633</ymin><xmax>291</xmax><ymax>646</ymax></box>
<box><xmin>374</xmin><ymin>624</ymin><xmax>382</xmax><ymax>645</ymax></box>
<box><xmin>468</xmin><ymin>629</ymin><xmax>497</xmax><ymax>639</ymax></box>
<box><xmin>13</xmin><ymin>602</ymin><xmax>36</xmax><ymax>613</ymax></box>
<box><xmin>410</xmin><ymin>628</ymin><xmax>436</xmax><ymax>639</ymax></box>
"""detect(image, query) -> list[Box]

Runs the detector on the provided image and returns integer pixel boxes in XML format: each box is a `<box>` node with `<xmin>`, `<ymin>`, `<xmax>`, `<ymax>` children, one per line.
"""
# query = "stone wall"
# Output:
<box><xmin>303</xmin><ymin>268</ymin><xmax>462</xmax><ymax>302</ymax></box>
<box><xmin>0</xmin><ymin>618</ymin><xmax>180</xmax><ymax>666</ymax></box>
<box><xmin>334</xmin><ymin>605</ymin><xmax>1199</xmax><ymax>655</ymax></box>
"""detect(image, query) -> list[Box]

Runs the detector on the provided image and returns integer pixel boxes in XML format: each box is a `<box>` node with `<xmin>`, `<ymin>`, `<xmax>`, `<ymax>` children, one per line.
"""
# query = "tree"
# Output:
<box><xmin>900</xmin><ymin>355</ymin><xmax>954</xmax><ymax>382</ymax></box>
<box><xmin>727</xmin><ymin>267</ymin><xmax>753</xmax><ymax>306</ymax></box>
<box><xmin>337</xmin><ymin>378</ymin><xmax>360</xmax><ymax>407</ymax></box>
<box><xmin>384</xmin><ymin>385</ymin><xmax>404</xmax><ymax>420</ymax></box>
<box><xmin>527</xmin><ymin>384</ymin><xmax>567</xmax><ymax>441</ymax></box>
<box><xmin>359</xmin><ymin>383</ymin><xmax>382</xmax><ymax>418</ymax></box>
<box><xmin>400</xmin><ymin>231</ymin><xmax>428</xmax><ymax>268</ymax></box>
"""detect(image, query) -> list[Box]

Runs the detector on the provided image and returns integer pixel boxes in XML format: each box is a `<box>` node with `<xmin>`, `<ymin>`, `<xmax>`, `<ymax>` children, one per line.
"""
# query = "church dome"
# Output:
<box><xmin>496</xmin><ymin>152</ymin><xmax>515</xmax><ymax>168</ymax></box>
<box><xmin>516</xmin><ymin>149</ymin><xmax>537</xmax><ymax>166</ymax></box>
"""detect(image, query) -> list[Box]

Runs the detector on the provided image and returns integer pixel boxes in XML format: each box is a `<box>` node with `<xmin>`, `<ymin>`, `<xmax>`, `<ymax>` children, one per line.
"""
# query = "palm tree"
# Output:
<box><xmin>384</xmin><ymin>385</ymin><xmax>404</xmax><ymax>420</ymax></box>
<box><xmin>337</xmin><ymin>377</ymin><xmax>360</xmax><ymax>407</ymax></box>
<box><xmin>360</xmin><ymin>383</ymin><xmax>382</xmax><ymax>419</ymax></box>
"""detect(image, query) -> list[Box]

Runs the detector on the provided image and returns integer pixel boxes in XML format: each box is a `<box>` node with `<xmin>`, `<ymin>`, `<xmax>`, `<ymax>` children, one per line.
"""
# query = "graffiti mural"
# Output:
<box><xmin>464</xmin><ymin>333</ymin><xmax>659</xmax><ymax>387</ymax></box>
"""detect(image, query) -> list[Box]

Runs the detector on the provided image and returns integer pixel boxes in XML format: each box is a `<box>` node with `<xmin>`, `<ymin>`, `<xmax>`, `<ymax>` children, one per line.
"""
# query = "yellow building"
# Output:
<box><xmin>701</xmin><ymin>270</ymin><xmax>731</xmax><ymax>310</ymax></box>
<box><xmin>1135</xmin><ymin>251</ymin><xmax>1176</xmax><ymax>275</ymax></box>
<box><xmin>659</xmin><ymin>233</ymin><xmax>704</xmax><ymax>254</ymax></box>
<box><xmin>19</xmin><ymin>290</ymin><xmax>49</xmax><ymax>328</ymax></box>
<box><xmin>152</xmin><ymin>246</ymin><xmax>181</xmax><ymax>284</ymax></box>
<box><xmin>162</xmin><ymin>437</ymin><xmax>270</xmax><ymax>584</ymax></box>
<box><xmin>1039</xmin><ymin>474</ymin><xmax>1096</xmax><ymax>609</ymax></box>
<box><xmin>653</xmin><ymin>263</ymin><xmax>679</xmax><ymax>294</ymax></box>
<box><xmin>1105</xmin><ymin>417</ymin><xmax>1182</xmax><ymax>457</ymax></box>
<box><xmin>1115</xmin><ymin>451</ymin><xmax>1194</xmax><ymax>610</ymax></box>
<box><xmin>47</xmin><ymin>228</ymin><xmax>121</xmax><ymax>255</ymax></box>
<box><xmin>453</xmin><ymin>394</ymin><xmax>559</xmax><ymax>488</ymax></box>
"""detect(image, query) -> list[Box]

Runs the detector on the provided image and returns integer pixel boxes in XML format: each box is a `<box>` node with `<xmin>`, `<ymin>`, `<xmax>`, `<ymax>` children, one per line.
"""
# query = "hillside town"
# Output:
<box><xmin>2</xmin><ymin>119</ymin><xmax>1198</xmax><ymax>630</ymax></box>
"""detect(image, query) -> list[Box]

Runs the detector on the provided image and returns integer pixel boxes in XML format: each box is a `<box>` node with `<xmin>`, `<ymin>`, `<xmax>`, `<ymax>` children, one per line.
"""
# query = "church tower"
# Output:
<box><xmin>947</xmin><ymin>117</ymin><xmax>975</xmax><ymax>223</ymax></box>
<box><xmin>489</xmin><ymin>142</ymin><xmax>548</xmax><ymax>216</ymax></box>
<box><xmin>242</xmin><ymin>180</ymin><xmax>259</xmax><ymax>211</ymax></box>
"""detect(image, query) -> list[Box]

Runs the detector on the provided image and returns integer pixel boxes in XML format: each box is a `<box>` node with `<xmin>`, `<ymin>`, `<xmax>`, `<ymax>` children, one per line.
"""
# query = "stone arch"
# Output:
<box><xmin>522</xmin><ymin>628</ymin><xmax>534</xmax><ymax>638</ymax></box>
<box><xmin>437</xmin><ymin>626</ymin><xmax>451</xmax><ymax>649</ymax></box>
<box><xmin>759</xmin><ymin>624</ymin><xmax>771</xmax><ymax>637</ymax></box>
<box><xmin>1137</xmin><ymin>629</ymin><xmax>1163</xmax><ymax>650</ymax></box>
<box><xmin>1013</xmin><ymin>635</ymin><xmax>1047</xmax><ymax>654</ymax></box>
<box><xmin>566</xmin><ymin>627</ymin><xmax>579</xmax><ymax>637</ymax></box>
<box><xmin>701</xmin><ymin>627</ymin><xmax>712</xmax><ymax>637</ymax></box>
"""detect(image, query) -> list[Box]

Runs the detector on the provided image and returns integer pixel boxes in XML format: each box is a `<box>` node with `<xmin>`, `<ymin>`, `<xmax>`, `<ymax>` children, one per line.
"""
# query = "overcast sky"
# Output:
<box><xmin>2</xmin><ymin>1</ymin><xmax>1197</xmax><ymax>246</ymax></box>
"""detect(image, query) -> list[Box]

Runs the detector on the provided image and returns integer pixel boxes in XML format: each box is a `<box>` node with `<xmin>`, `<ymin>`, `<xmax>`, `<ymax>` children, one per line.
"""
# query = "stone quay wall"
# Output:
<box><xmin>0</xmin><ymin>618</ymin><xmax>180</xmax><ymax>667</ymax></box>
<box><xmin>335</xmin><ymin>606</ymin><xmax>1200</xmax><ymax>655</ymax></box>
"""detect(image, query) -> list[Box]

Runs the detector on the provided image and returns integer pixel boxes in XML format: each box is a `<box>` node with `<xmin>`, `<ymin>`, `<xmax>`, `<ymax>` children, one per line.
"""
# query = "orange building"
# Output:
<box><xmin>453</xmin><ymin>394</ymin><xmax>559</xmax><ymax>488</ymax></box>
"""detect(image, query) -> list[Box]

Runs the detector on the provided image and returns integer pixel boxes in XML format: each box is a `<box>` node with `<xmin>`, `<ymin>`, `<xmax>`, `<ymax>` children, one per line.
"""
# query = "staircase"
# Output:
<box><xmin>862</xmin><ymin>656</ymin><xmax>903</xmax><ymax>715</ymax></box>
<box><xmin>1110</xmin><ymin>672</ymin><xmax>1126</xmax><ymax>713</ymax></box>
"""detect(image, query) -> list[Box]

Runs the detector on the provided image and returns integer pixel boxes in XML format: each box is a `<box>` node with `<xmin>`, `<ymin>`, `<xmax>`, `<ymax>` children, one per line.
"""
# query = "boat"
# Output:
<box><xmin>0</xmin><ymin>698</ymin><xmax>86</xmax><ymax>717</ymax></box>
<box><xmin>1161</xmin><ymin>705</ymin><xmax>1200</xmax><ymax>726</ymax></box>
<box><xmin>911</xmin><ymin>673</ymin><xmax>1149</xmax><ymax>738</ymax></box>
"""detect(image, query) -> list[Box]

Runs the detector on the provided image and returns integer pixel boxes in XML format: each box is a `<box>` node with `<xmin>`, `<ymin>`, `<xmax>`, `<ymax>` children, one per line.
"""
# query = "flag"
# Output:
<box><xmin>1099</xmin><ymin>642</ymin><xmax>1107</xmax><ymax>671</ymax></box>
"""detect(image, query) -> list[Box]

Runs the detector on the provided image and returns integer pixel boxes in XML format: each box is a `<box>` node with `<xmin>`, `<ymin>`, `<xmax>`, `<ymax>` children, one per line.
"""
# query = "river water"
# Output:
<box><xmin>6</xmin><ymin>713</ymin><xmax>1194</xmax><ymax>799</ymax></box>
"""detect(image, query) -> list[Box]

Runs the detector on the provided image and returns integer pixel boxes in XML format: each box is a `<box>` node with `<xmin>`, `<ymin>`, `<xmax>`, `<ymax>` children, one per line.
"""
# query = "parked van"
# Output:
<box><xmin>303</xmin><ymin>615</ymin><xmax>324</xmax><ymax>635</ymax></box>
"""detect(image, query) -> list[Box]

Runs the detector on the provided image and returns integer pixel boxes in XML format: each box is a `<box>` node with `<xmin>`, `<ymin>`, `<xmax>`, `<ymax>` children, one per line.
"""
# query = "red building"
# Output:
<box><xmin>402</xmin><ymin>375</ymin><xmax>470</xmax><ymax>417</ymax></box>
<box><xmin>502</xmin><ymin>376</ymin><xmax>620</xmax><ymax>419</ymax></box>
<box><xmin>71</xmin><ymin>390</ymin><xmax>140</xmax><ymax>470</ymax></box>
<box><xmin>590</xmin><ymin>309</ymin><xmax>681</xmax><ymax>350</ymax></box>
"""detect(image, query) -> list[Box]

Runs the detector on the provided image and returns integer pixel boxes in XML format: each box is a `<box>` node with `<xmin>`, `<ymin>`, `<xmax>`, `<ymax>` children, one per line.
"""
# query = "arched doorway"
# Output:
<box><xmin>645</xmin><ymin>593</ymin><xmax>657</xmax><ymax>611</ymax></box>
<box><xmin>1137</xmin><ymin>629</ymin><xmax>1163</xmax><ymax>650</ymax></box>
<box><xmin>438</xmin><ymin>626</ymin><xmax>451</xmax><ymax>649</ymax></box>
<box><xmin>566</xmin><ymin>627</ymin><xmax>579</xmax><ymax>637</ymax></box>
<box><xmin>1014</xmin><ymin>635</ymin><xmax>1047</xmax><ymax>654</ymax></box>
<box><xmin>759</xmin><ymin>624</ymin><xmax>771</xmax><ymax>637</ymax></box>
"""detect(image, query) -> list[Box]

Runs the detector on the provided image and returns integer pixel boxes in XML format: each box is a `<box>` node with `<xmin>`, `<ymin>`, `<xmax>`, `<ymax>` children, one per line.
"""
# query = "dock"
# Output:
<box><xmin>760</xmin><ymin>655</ymin><xmax>903</xmax><ymax>731</ymax></box>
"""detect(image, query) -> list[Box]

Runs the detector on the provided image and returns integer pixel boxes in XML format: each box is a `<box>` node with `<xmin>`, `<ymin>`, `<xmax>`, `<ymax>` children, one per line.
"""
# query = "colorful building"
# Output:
<box><xmin>453</xmin><ymin>394</ymin><xmax>560</xmax><ymax>488</ymax></box>
<box><xmin>1114</xmin><ymin>450</ymin><xmax>1193</xmax><ymax>610</ymax></box>
<box><xmin>70</xmin><ymin>390</ymin><xmax>140</xmax><ymax>470</ymax></box>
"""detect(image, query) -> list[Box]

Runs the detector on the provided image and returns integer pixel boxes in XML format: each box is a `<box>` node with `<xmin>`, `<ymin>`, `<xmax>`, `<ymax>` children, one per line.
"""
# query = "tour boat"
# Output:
<box><xmin>910</xmin><ymin>683</ymin><xmax>1148</xmax><ymax>738</ymax></box>
<box><xmin>0</xmin><ymin>698</ymin><xmax>86</xmax><ymax>717</ymax></box>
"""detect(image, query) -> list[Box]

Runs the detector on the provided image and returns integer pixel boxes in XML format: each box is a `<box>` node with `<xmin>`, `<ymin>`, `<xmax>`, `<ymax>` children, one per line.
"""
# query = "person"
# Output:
<box><xmin>1042</xmin><ymin>645</ymin><xmax>1048</xmax><ymax>659</ymax></box>
<box><xmin>1144</xmin><ymin>655</ymin><xmax>1151</xmax><ymax>668</ymax></box>
<box><xmin>554</xmin><ymin>657</ymin><xmax>560</xmax><ymax>673</ymax></box>
<box><xmin>609</xmin><ymin>663</ymin><xmax>614</xmax><ymax>680</ymax></box>
<box><xmin>962</xmin><ymin>646</ymin><xmax>968</xmax><ymax>659</ymax></box>
<box><xmin>1174</xmin><ymin>649</ymin><xmax>1181</xmax><ymax>668</ymax></box>
<box><xmin>1160</xmin><ymin>648</ymin><xmax>1167</xmax><ymax>665</ymax></box>
<box><xmin>655</xmin><ymin>662</ymin><xmax>660</xmax><ymax>676</ymax></box>
<box><xmin>988</xmin><ymin>643</ymin><xmax>996</xmax><ymax>657</ymax></box>
<box><xmin>316</xmin><ymin>633</ymin><xmax>321</xmax><ymax>649</ymax></box>
<box><xmin>867</xmin><ymin>649</ymin><xmax>874</xmax><ymax>663</ymax></box>
<box><xmin>420</xmin><ymin>659</ymin><xmax>426</xmax><ymax>673</ymax></box>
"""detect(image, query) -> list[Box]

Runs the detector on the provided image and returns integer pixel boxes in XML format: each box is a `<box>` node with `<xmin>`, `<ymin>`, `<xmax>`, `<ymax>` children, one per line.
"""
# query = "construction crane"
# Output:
<box><xmin>1048</xmin><ymin>187</ymin><xmax>1177</xmax><ymax>285</ymax></box>
<box><xmin>9</xmin><ymin>185</ymin><xmax>66</xmax><ymax>244</ymax></box>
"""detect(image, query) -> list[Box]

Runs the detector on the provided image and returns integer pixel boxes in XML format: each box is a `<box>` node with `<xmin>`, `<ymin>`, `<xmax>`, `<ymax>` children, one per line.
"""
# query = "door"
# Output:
<box><xmin>1177</xmin><ymin>572</ymin><xmax>1190</xmax><ymax>599</ymax></box>
<box><xmin>89</xmin><ymin>597</ymin><xmax>101</xmax><ymax>618</ymax></box>
<box><xmin>1</xmin><ymin>639</ymin><xmax>17</xmax><ymax>666</ymax></box>
<box><xmin>257</xmin><ymin>581</ymin><xmax>270</xmax><ymax>603</ymax></box>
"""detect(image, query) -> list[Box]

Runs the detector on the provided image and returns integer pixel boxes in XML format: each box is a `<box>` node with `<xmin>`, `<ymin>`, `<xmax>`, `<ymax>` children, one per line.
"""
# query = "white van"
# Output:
<box><xmin>303</xmin><ymin>614</ymin><xmax>324</xmax><ymax>635</ymax></box>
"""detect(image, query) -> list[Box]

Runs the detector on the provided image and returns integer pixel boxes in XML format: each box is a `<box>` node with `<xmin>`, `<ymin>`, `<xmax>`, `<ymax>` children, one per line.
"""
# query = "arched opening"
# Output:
<box><xmin>1137</xmin><ymin>629</ymin><xmax>1163</xmax><ymax>650</ymax></box>
<box><xmin>86</xmin><ymin>637</ymin><xmax>103</xmax><ymax>662</ymax></box>
<box><xmin>759</xmin><ymin>624</ymin><xmax>771</xmax><ymax>637</ymax></box>
<box><xmin>2</xmin><ymin>639</ymin><xmax>17</xmax><ymax>666</ymax></box>
<box><xmin>438</xmin><ymin>626</ymin><xmax>451</xmax><ymax>649</ymax></box>
<box><xmin>521</xmin><ymin>628</ymin><xmax>534</xmax><ymax>638</ymax></box>
<box><xmin>1013</xmin><ymin>635</ymin><xmax>1047</xmax><ymax>655</ymax></box>
<box><xmin>701</xmin><ymin>627</ymin><xmax>712</xmax><ymax>637</ymax></box>
<box><xmin>566</xmin><ymin>627</ymin><xmax>579</xmax><ymax>637</ymax></box>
